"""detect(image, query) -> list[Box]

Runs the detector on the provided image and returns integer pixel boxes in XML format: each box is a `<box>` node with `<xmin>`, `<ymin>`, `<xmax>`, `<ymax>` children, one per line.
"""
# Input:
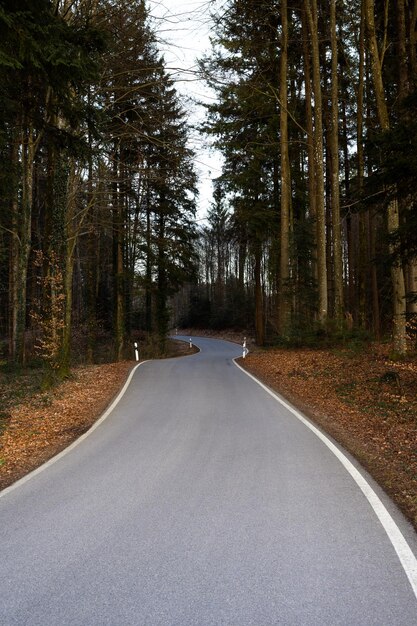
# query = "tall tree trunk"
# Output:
<box><xmin>14</xmin><ymin>119</ymin><xmax>37</xmax><ymax>364</ymax></box>
<box><xmin>10</xmin><ymin>83</ymin><xmax>50</xmax><ymax>364</ymax></box>
<box><xmin>397</xmin><ymin>0</ymin><xmax>417</xmax><ymax>315</ymax></box>
<box><xmin>302</xmin><ymin>8</ymin><xmax>317</xmax><ymax>286</ymax></box>
<box><xmin>397</xmin><ymin>0</ymin><xmax>408</xmax><ymax>97</ymax></box>
<box><xmin>8</xmin><ymin>127</ymin><xmax>20</xmax><ymax>360</ymax></box>
<box><xmin>85</xmin><ymin>91</ymin><xmax>97</xmax><ymax>363</ymax></box>
<box><xmin>365</xmin><ymin>0</ymin><xmax>407</xmax><ymax>354</ymax></box>
<box><xmin>406</xmin><ymin>264</ymin><xmax>417</xmax><ymax>314</ymax></box>
<box><xmin>59</xmin><ymin>159</ymin><xmax>78</xmax><ymax>377</ymax></box>
<box><xmin>238</xmin><ymin>236</ymin><xmax>247</xmax><ymax>291</ymax></box>
<box><xmin>305</xmin><ymin>0</ymin><xmax>328</xmax><ymax>325</ymax></box>
<box><xmin>356</xmin><ymin>2</ymin><xmax>372</xmax><ymax>329</ymax></box>
<box><xmin>112</xmin><ymin>144</ymin><xmax>125</xmax><ymax>361</ymax></box>
<box><xmin>145</xmin><ymin>180</ymin><xmax>153</xmax><ymax>332</ymax></box>
<box><xmin>329</xmin><ymin>0</ymin><xmax>343</xmax><ymax>324</ymax></box>
<box><xmin>341</xmin><ymin>59</ymin><xmax>356</xmax><ymax>320</ymax></box>
<box><xmin>85</xmin><ymin>210</ymin><xmax>97</xmax><ymax>364</ymax></box>
<box><xmin>410</xmin><ymin>0</ymin><xmax>417</xmax><ymax>83</ymax></box>
<box><xmin>279</xmin><ymin>0</ymin><xmax>291</xmax><ymax>336</ymax></box>
<box><xmin>254</xmin><ymin>241</ymin><xmax>264</xmax><ymax>345</ymax></box>
<box><xmin>156</xmin><ymin>208</ymin><xmax>168</xmax><ymax>354</ymax></box>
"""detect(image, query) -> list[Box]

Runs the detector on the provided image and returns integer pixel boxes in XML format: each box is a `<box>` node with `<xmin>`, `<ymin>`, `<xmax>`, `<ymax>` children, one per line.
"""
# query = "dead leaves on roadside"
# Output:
<box><xmin>0</xmin><ymin>361</ymin><xmax>134</xmax><ymax>490</ymax></box>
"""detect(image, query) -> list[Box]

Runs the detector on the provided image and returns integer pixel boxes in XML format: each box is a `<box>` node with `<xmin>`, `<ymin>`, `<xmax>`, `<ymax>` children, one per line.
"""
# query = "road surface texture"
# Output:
<box><xmin>1</xmin><ymin>337</ymin><xmax>417</xmax><ymax>625</ymax></box>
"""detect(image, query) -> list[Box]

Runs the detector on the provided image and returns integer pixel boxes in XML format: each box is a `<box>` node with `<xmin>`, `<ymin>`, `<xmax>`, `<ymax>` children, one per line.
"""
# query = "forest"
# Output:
<box><xmin>1</xmin><ymin>0</ymin><xmax>417</xmax><ymax>381</ymax></box>
<box><xmin>195</xmin><ymin>0</ymin><xmax>417</xmax><ymax>352</ymax></box>
<box><xmin>0</xmin><ymin>0</ymin><xmax>198</xmax><ymax>376</ymax></box>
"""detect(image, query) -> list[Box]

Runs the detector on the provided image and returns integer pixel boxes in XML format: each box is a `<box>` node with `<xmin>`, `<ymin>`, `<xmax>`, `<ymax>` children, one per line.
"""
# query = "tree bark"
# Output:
<box><xmin>305</xmin><ymin>0</ymin><xmax>328</xmax><ymax>325</ymax></box>
<box><xmin>145</xmin><ymin>179</ymin><xmax>153</xmax><ymax>332</ymax></box>
<box><xmin>406</xmin><ymin>263</ymin><xmax>417</xmax><ymax>314</ymax></box>
<box><xmin>254</xmin><ymin>242</ymin><xmax>264</xmax><ymax>345</ymax></box>
<box><xmin>329</xmin><ymin>0</ymin><xmax>343</xmax><ymax>324</ymax></box>
<box><xmin>112</xmin><ymin>143</ymin><xmax>125</xmax><ymax>361</ymax></box>
<box><xmin>14</xmin><ymin>118</ymin><xmax>37</xmax><ymax>364</ymax></box>
<box><xmin>279</xmin><ymin>0</ymin><xmax>291</xmax><ymax>335</ymax></box>
<box><xmin>60</xmin><ymin>159</ymin><xmax>79</xmax><ymax>377</ymax></box>
<box><xmin>365</xmin><ymin>0</ymin><xmax>407</xmax><ymax>354</ymax></box>
<box><xmin>8</xmin><ymin>126</ymin><xmax>20</xmax><ymax>360</ymax></box>
<box><xmin>156</xmin><ymin>208</ymin><xmax>168</xmax><ymax>354</ymax></box>
<box><xmin>301</xmin><ymin>7</ymin><xmax>317</xmax><ymax>299</ymax></box>
<box><xmin>410</xmin><ymin>0</ymin><xmax>417</xmax><ymax>83</ymax></box>
<box><xmin>397</xmin><ymin>0</ymin><xmax>417</xmax><ymax>315</ymax></box>
<box><xmin>356</xmin><ymin>1</ymin><xmax>372</xmax><ymax>329</ymax></box>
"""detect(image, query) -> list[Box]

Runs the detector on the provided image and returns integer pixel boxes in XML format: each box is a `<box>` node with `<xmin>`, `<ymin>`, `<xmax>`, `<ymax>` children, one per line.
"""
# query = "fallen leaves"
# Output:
<box><xmin>0</xmin><ymin>361</ymin><xmax>134</xmax><ymax>490</ymax></box>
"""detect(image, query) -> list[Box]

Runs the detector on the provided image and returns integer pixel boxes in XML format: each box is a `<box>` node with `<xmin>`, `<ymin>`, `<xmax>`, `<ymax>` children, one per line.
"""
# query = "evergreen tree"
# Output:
<box><xmin>0</xmin><ymin>0</ymin><xmax>199</xmax><ymax>370</ymax></box>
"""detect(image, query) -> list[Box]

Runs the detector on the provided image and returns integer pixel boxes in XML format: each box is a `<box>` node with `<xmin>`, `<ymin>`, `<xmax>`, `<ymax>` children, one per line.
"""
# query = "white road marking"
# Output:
<box><xmin>0</xmin><ymin>361</ymin><xmax>147</xmax><ymax>499</ymax></box>
<box><xmin>2</xmin><ymin>343</ymin><xmax>416</xmax><ymax>603</ymax></box>
<box><xmin>234</xmin><ymin>358</ymin><xmax>417</xmax><ymax>601</ymax></box>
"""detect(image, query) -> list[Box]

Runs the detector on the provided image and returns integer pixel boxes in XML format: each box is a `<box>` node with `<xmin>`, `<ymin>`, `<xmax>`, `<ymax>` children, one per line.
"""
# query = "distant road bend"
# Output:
<box><xmin>1</xmin><ymin>336</ymin><xmax>417</xmax><ymax>625</ymax></box>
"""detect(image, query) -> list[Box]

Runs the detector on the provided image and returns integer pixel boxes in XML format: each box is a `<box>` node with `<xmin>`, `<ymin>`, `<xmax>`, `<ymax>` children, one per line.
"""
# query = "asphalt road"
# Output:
<box><xmin>1</xmin><ymin>337</ymin><xmax>417</xmax><ymax>625</ymax></box>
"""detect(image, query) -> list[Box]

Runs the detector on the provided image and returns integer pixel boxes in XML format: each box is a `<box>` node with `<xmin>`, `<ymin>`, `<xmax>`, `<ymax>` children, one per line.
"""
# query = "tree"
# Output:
<box><xmin>304</xmin><ymin>0</ymin><xmax>328</xmax><ymax>326</ymax></box>
<box><xmin>365</xmin><ymin>0</ymin><xmax>407</xmax><ymax>354</ymax></box>
<box><xmin>0</xmin><ymin>0</ymin><xmax>102</xmax><ymax>365</ymax></box>
<box><xmin>329</xmin><ymin>0</ymin><xmax>343</xmax><ymax>323</ymax></box>
<box><xmin>200</xmin><ymin>0</ymin><xmax>280</xmax><ymax>343</ymax></box>
<box><xmin>149</xmin><ymin>70</ymin><xmax>198</xmax><ymax>351</ymax></box>
<box><xmin>0</xmin><ymin>0</ymin><xmax>199</xmax><ymax>371</ymax></box>
<box><xmin>279</xmin><ymin>0</ymin><xmax>291</xmax><ymax>335</ymax></box>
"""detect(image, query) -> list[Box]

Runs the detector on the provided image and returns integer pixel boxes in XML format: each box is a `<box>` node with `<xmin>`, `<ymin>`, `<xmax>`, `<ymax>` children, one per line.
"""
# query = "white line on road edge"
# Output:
<box><xmin>234</xmin><ymin>358</ymin><xmax>417</xmax><ymax>601</ymax></box>
<box><xmin>0</xmin><ymin>361</ymin><xmax>147</xmax><ymax>500</ymax></box>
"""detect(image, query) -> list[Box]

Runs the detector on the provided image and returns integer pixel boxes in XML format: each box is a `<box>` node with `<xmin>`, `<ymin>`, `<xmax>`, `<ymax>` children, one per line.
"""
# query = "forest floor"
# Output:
<box><xmin>0</xmin><ymin>333</ymin><xmax>416</xmax><ymax>533</ymax></box>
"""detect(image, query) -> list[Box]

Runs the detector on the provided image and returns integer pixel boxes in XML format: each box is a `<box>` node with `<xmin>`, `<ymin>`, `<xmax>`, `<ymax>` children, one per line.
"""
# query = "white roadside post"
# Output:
<box><xmin>189</xmin><ymin>338</ymin><xmax>192</xmax><ymax>349</ymax></box>
<box><xmin>243</xmin><ymin>337</ymin><xmax>247</xmax><ymax>359</ymax></box>
<box><xmin>134</xmin><ymin>342</ymin><xmax>139</xmax><ymax>362</ymax></box>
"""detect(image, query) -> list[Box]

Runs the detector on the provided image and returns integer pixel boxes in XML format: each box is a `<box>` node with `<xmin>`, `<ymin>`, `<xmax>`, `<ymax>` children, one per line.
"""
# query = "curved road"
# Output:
<box><xmin>1</xmin><ymin>337</ymin><xmax>417</xmax><ymax>625</ymax></box>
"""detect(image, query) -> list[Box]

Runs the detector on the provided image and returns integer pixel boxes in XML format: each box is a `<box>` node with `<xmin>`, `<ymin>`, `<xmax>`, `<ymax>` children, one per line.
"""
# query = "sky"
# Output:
<box><xmin>148</xmin><ymin>0</ymin><xmax>223</xmax><ymax>221</ymax></box>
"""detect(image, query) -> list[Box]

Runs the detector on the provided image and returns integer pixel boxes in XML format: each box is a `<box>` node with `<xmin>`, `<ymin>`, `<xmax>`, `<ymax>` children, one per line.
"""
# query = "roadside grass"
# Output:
<box><xmin>0</xmin><ymin>363</ymin><xmax>46</xmax><ymax>413</ymax></box>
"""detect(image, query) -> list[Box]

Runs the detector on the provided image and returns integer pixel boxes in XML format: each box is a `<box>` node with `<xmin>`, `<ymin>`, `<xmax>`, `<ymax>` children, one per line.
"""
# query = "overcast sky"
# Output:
<box><xmin>148</xmin><ymin>0</ymin><xmax>223</xmax><ymax>221</ymax></box>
